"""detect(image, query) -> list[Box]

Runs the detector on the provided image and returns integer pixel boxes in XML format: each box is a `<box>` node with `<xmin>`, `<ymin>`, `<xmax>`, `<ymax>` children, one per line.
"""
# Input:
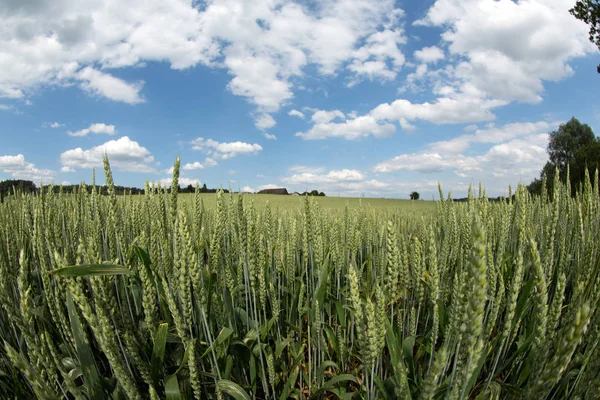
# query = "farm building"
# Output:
<box><xmin>258</xmin><ymin>188</ymin><xmax>289</xmax><ymax>195</ymax></box>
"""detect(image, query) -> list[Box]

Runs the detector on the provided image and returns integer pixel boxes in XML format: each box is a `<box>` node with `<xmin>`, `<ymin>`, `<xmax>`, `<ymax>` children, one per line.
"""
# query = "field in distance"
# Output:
<box><xmin>177</xmin><ymin>192</ymin><xmax>438</xmax><ymax>213</ymax></box>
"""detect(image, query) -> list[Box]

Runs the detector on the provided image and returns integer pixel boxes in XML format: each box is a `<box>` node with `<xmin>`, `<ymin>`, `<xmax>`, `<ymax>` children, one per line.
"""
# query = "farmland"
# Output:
<box><xmin>181</xmin><ymin>193</ymin><xmax>438</xmax><ymax>213</ymax></box>
<box><xmin>0</xmin><ymin>157</ymin><xmax>599</xmax><ymax>399</ymax></box>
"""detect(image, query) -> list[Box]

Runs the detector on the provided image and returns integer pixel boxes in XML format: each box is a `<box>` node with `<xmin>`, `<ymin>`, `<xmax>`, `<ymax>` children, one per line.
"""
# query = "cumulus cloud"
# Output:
<box><xmin>370</xmin><ymin>95</ymin><xmax>508</xmax><ymax>125</ymax></box>
<box><xmin>374</xmin><ymin>128</ymin><xmax>551</xmax><ymax>192</ymax></box>
<box><xmin>288</xmin><ymin>109</ymin><xmax>305</xmax><ymax>119</ymax></box>
<box><xmin>414</xmin><ymin>46</ymin><xmax>445</xmax><ymax>64</ymax></box>
<box><xmin>183</xmin><ymin>161</ymin><xmax>204</xmax><ymax>171</ymax></box>
<box><xmin>297</xmin><ymin>91</ymin><xmax>511</xmax><ymax>140</ymax></box>
<box><xmin>347</xmin><ymin>26</ymin><xmax>407</xmax><ymax>85</ymax></box>
<box><xmin>255</xmin><ymin>113</ymin><xmax>276</xmax><ymax>130</ymax></box>
<box><xmin>427</xmin><ymin>120</ymin><xmax>560</xmax><ymax>153</ymax></box>
<box><xmin>60</xmin><ymin>136</ymin><xmax>156</xmax><ymax>172</ymax></box>
<box><xmin>297</xmin><ymin>115</ymin><xmax>395</xmax><ymax>140</ymax></box>
<box><xmin>413</xmin><ymin>0</ymin><xmax>595</xmax><ymax>104</ymax></box>
<box><xmin>282</xmin><ymin>168</ymin><xmax>366</xmax><ymax>185</ymax></box>
<box><xmin>77</xmin><ymin>67</ymin><xmax>145</xmax><ymax>104</ymax></box>
<box><xmin>0</xmin><ymin>154</ymin><xmax>55</xmax><ymax>182</ymax></box>
<box><xmin>158</xmin><ymin>177</ymin><xmax>202</xmax><ymax>188</ymax></box>
<box><xmin>191</xmin><ymin>138</ymin><xmax>262</xmax><ymax>159</ymax></box>
<box><xmin>263</xmin><ymin>133</ymin><xmax>277</xmax><ymax>140</ymax></box>
<box><xmin>204</xmin><ymin>157</ymin><xmax>218</xmax><ymax>167</ymax></box>
<box><xmin>166</xmin><ymin>161</ymin><xmax>205</xmax><ymax>173</ymax></box>
<box><xmin>61</xmin><ymin>166</ymin><xmax>75</xmax><ymax>173</ymax></box>
<box><xmin>68</xmin><ymin>123</ymin><xmax>117</xmax><ymax>137</ymax></box>
<box><xmin>311</xmin><ymin>109</ymin><xmax>346</xmax><ymax>124</ymax></box>
<box><xmin>0</xmin><ymin>0</ymin><xmax>406</xmax><ymax>112</ymax></box>
<box><xmin>280</xmin><ymin>166</ymin><xmax>393</xmax><ymax>196</ymax></box>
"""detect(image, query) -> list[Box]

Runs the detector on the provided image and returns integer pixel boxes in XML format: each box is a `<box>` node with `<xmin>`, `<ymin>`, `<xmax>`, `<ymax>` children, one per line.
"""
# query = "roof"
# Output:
<box><xmin>258</xmin><ymin>188</ymin><xmax>289</xmax><ymax>195</ymax></box>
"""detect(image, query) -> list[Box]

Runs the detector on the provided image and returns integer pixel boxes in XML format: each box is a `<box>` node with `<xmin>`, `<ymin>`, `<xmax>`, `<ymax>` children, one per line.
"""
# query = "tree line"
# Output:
<box><xmin>0</xmin><ymin>181</ymin><xmax>229</xmax><ymax>202</ymax></box>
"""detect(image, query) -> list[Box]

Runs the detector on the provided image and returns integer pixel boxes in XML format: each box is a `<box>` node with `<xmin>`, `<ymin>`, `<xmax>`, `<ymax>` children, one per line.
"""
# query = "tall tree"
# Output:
<box><xmin>528</xmin><ymin>117</ymin><xmax>600</xmax><ymax>195</ymax></box>
<box><xmin>570</xmin><ymin>0</ymin><xmax>600</xmax><ymax>73</ymax></box>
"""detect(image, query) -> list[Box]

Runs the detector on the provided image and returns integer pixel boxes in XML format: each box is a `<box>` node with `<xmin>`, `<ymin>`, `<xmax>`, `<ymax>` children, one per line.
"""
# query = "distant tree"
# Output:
<box><xmin>310</xmin><ymin>190</ymin><xmax>319</xmax><ymax>196</ymax></box>
<box><xmin>410</xmin><ymin>191</ymin><xmax>420</xmax><ymax>200</ymax></box>
<box><xmin>570</xmin><ymin>1</ymin><xmax>600</xmax><ymax>73</ymax></box>
<box><xmin>318</xmin><ymin>192</ymin><xmax>325</xmax><ymax>196</ymax></box>
<box><xmin>185</xmin><ymin>184</ymin><xmax>194</xmax><ymax>193</ymax></box>
<box><xmin>0</xmin><ymin>180</ymin><xmax>37</xmax><ymax>201</ymax></box>
<box><xmin>528</xmin><ymin>117</ymin><xmax>600</xmax><ymax>195</ymax></box>
<box><xmin>200</xmin><ymin>183</ymin><xmax>208</xmax><ymax>193</ymax></box>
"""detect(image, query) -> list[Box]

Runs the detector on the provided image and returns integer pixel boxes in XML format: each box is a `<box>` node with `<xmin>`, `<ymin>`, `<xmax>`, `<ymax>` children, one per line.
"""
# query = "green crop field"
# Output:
<box><xmin>1</xmin><ymin>156</ymin><xmax>599</xmax><ymax>399</ymax></box>
<box><xmin>179</xmin><ymin>193</ymin><xmax>438</xmax><ymax>214</ymax></box>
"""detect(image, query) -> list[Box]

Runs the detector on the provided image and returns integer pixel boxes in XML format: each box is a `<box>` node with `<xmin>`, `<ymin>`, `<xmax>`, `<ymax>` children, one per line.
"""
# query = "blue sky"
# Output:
<box><xmin>1</xmin><ymin>0</ymin><xmax>599</xmax><ymax>198</ymax></box>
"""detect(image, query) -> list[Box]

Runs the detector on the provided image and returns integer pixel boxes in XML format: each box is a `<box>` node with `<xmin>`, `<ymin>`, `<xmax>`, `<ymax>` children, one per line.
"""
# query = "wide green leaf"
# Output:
<box><xmin>165</xmin><ymin>375</ymin><xmax>181</xmax><ymax>400</ymax></box>
<box><xmin>151</xmin><ymin>323</ymin><xmax>169</xmax><ymax>388</ymax></box>
<box><xmin>50</xmin><ymin>264</ymin><xmax>134</xmax><ymax>277</ymax></box>
<box><xmin>66</xmin><ymin>293</ymin><xmax>104</xmax><ymax>400</ymax></box>
<box><xmin>216</xmin><ymin>379</ymin><xmax>251</xmax><ymax>400</ymax></box>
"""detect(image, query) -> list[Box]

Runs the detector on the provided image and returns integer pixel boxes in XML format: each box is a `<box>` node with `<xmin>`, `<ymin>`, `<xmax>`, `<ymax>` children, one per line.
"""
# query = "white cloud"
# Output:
<box><xmin>288</xmin><ymin>109</ymin><xmax>305</xmax><ymax>119</ymax></box>
<box><xmin>0</xmin><ymin>154</ymin><xmax>55</xmax><ymax>182</ymax></box>
<box><xmin>282</xmin><ymin>168</ymin><xmax>365</xmax><ymax>185</ymax></box>
<box><xmin>256</xmin><ymin>174</ymin><xmax>265</xmax><ymax>178</ymax></box>
<box><xmin>242</xmin><ymin>183</ymin><xmax>280</xmax><ymax>192</ymax></box>
<box><xmin>61</xmin><ymin>166</ymin><xmax>75</xmax><ymax>173</ymax></box>
<box><xmin>370</xmin><ymin>94</ymin><xmax>508</xmax><ymax>125</ymax></box>
<box><xmin>280</xmin><ymin>166</ymin><xmax>394</xmax><ymax>196</ymax></box>
<box><xmin>263</xmin><ymin>133</ymin><xmax>277</xmax><ymax>140</ymax></box>
<box><xmin>68</xmin><ymin>123</ymin><xmax>117</xmax><ymax>137</ymax></box>
<box><xmin>414</xmin><ymin>46</ymin><xmax>445</xmax><ymax>64</ymax></box>
<box><xmin>43</xmin><ymin>122</ymin><xmax>65</xmax><ymax>128</ymax></box>
<box><xmin>0</xmin><ymin>0</ymin><xmax>406</xmax><ymax>111</ymax></box>
<box><xmin>374</xmin><ymin>130</ymin><xmax>551</xmax><ymax>192</ymax></box>
<box><xmin>297</xmin><ymin>115</ymin><xmax>395</xmax><ymax>140</ymax></box>
<box><xmin>255</xmin><ymin>113</ymin><xmax>276</xmax><ymax>130</ymax></box>
<box><xmin>191</xmin><ymin>138</ymin><xmax>262</xmax><ymax>159</ymax></box>
<box><xmin>464</xmin><ymin>124</ymin><xmax>478</xmax><ymax>132</ymax></box>
<box><xmin>203</xmin><ymin>157</ymin><xmax>218</xmax><ymax>167</ymax></box>
<box><xmin>311</xmin><ymin>109</ymin><xmax>346</xmax><ymax>124</ymax></box>
<box><xmin>183</xmin><ymin>161</ymin><xmax>204</xmax><ymax>171</ymax></box>
<box><xmin>427</xmin><ymin>120</ymin><xmax>559</xmax><ymax>153</ymax></box>
<box><xmin>414</xmin><ymin>0</ymin><xmax>596</xmax><ymax>104</ymax></box>
<box><xmin>298</xmin><ymin>90</ymin><xmax>511</xmax><ymax>141</ymax></box>
<box><xmin>60</xmin><ymin>136</ymin><xmax>156</xmax><ymax>172</ymax></box>
<box><xmin>158</xmin><ymin>177</ymin><xmax>202</xmax><ymax>188</ymax></box>
<box><xmin>78</xmin><ymin>67</ymin><xmax>145</xmax><ymax>105</ymax></box>
<box><xmin>347</xmin><ymin>26</ymin><xmax>407</xmax><ymax>85</ymax></box>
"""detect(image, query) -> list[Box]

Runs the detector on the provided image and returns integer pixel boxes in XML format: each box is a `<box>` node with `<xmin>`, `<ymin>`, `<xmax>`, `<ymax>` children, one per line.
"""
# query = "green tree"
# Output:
<box><xmin>0</xmin><ymin>180</ymin><xmax>37</xmax><ymax>201</ymax></box>
<box><xmin>529</xmin><ymin>117</ymin><xmax>600</xmax><ymax>195</ymax></box>
<box><xmin>410</xmin><ymin>191</ymin><xmax>420</xmax><ymax>200</ymax></box>
<box><xmin>570</xmin><ymin>0</ymin><xmax>600</xmax><ymax>73</ymax></box>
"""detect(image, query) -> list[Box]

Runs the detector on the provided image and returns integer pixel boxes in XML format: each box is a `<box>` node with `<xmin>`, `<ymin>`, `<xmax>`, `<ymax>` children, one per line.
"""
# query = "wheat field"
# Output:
<box><xmin>0</xmin><ymin>156</ymin><xmax>599</xmax><ymax>399</ymax></box>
